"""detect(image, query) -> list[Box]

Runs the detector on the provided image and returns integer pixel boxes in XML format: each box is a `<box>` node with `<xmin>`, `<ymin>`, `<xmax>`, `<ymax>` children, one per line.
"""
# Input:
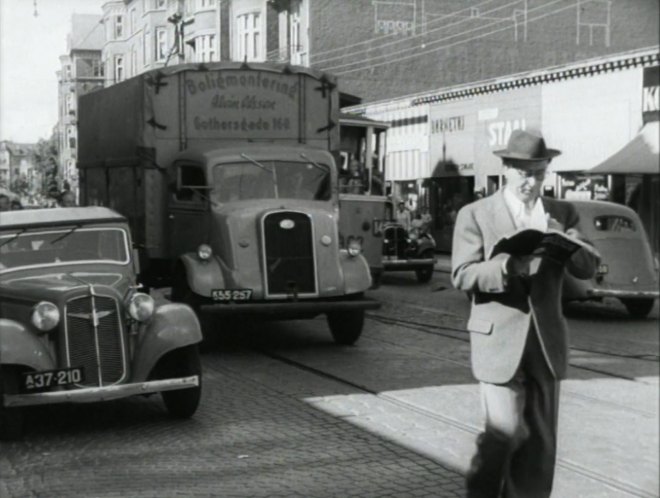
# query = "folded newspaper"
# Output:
<box><xmin>489</xmin><ymin>228</ymin><xmax>597</xmax><ymax>264</ymax></box>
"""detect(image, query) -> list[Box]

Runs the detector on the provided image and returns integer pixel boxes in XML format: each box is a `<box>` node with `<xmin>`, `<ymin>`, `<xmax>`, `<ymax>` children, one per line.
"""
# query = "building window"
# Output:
<box><xmin>130</xmin><ymin>8</ymin><xmax>137</xmax><ymax>34</ymax></box>
<box><xmin>156</xmin><ymin>0</ymin><xmax>166</xmax><ymax>8</ymax></box>
<box><xmin>155</xmin><ymin>27</ymin><xmax>168</xmax><ymax>62</ymax></box>
<box><xmin>65</xmin><ymin>94</ymin><xmax>73</xmax><ymax>114</ymax></box>
<box><xmin>197</xmin><ymin>34</ymin><xmax>217</xmax><ymax>62</ymax></box>
<box><xmin>114</xmin><ymin>55</ymin><xmax>125</xmax><ymax>82</ymax></box>
<box><xmin>65</xmin><ymin>64</ymin><xmax>72</xmax><ymax>79</ymax></box>
<box><xmin>92</xmin><ymin>59</ymin><xmax>104</xmax><ymax>77</ymax></box>
<box><xmin>236</xmin><ymin>12</ymin><xmax>262</xmax><ymax>62</ymax></box>
<box><xmin>199</xmin><ymin>0</ymin><xmax>213</xmax><ymax>8</ymax></box>
<box><xmin>115</xmin><ymin>15</ymin><xmax>124</xmax><ymax>39</ymax></box>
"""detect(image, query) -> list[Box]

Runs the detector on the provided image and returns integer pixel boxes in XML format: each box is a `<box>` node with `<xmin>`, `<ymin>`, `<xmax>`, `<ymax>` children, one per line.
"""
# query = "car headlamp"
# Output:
<box><xmin>347</xmin><ymin>237</ymin><xmax>362</xmax><ymax>257</ymax></box>
<box><xmin>128</xmin><ymin>292</ymin><xmax>155</xmax><ymax>322</ymax></box>
<box><xmin>409</xmin><ymin>231</ymin><xmax>418</xmax><ymax>241</ymax></box>
<box><xmin>31</xmin><ymin>301</ymin><xmax>60</xmax><ymax>332</ymax></box>
<box><xmin>197</xmin><ymin>244</ymin><xmax>213</xmax><ymax>261</ymax></box>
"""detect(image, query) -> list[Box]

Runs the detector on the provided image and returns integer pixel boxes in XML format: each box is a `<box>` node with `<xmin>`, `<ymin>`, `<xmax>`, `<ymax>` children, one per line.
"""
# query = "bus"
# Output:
<box><xmin>337</xmin><ymin>113</ymin><xmax>390</xmax><ymax>286</ymax></box>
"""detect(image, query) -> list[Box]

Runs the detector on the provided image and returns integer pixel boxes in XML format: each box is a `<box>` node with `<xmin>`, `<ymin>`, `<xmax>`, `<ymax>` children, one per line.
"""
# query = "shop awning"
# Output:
<box><xmin>589</xmin><ymin>121</ymin><xmax>659</xmax><ymax>174</ymax></box>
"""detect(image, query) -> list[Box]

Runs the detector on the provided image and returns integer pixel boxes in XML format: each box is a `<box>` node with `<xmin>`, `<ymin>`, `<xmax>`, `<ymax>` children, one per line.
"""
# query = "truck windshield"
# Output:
<box><xmin>0</xmin><ymin>227</ymin><xmax>130</xmax><ymax>272</ymax></box>
<box><xmin>212</xmin><ymin>160</ymin><xmax>331</xmax><ymax>202</ymax></box>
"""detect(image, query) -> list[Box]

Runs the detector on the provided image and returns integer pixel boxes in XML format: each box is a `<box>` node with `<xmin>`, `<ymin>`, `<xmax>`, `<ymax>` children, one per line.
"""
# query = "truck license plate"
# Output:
<box><xmin>22</xmin><ymin>367</ymin><xmax>84</xmax><ymax>392</ymax></box>
<box><xmin>212</xmin><ymin>289</ymin><xmax>253</xmax><ymax>301</ymax></box>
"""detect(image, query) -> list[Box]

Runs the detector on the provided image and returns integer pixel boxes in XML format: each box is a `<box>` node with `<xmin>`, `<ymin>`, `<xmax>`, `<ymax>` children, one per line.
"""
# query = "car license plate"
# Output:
<box><xmin>211</xmin><ymin>289</ymin><xmax>253</xmax><ymax>301</ymax></box>
<box><xmin>22</xmin><ymin>367</ymin><xmax>84</xmax><ymax>392</ymax></box>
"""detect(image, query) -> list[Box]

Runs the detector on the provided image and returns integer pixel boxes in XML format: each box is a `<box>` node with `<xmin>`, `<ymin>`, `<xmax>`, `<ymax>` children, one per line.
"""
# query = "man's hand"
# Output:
<box><xmin>505</xmin><ymin>255</ymin><xmax>542</xmax><ymax>277</ymax></box>
<box><xmin>546</xmin><ymin>214</ymin><xmax>565</xmax><ymax>232</ymax></box>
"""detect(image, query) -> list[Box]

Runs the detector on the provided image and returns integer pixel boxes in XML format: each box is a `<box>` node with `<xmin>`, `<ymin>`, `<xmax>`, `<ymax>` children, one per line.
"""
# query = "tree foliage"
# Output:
<box><xmin>30</xmin><ymin>134</ymin><xmax>61</xmax><ymax>198</ymax></box>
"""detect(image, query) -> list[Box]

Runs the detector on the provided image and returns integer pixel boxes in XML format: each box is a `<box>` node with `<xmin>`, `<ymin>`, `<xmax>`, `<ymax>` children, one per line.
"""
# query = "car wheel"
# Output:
<box><xmin>621</xmin><ymin>298</ymin><xmax>655</xmax><ymax>318</ymax></box>
<box><xmin>327</xmin><ymin>309</ymin><xmax>365</xmax><ymax>345</ymax></box>
<box><xmin>171</xmin><ymin>269</ymin><xmax>216</xmax><ymax>350</ymax></box>
<box><xmin>0</xmin><ymin>367</ymin><xmax>25</xmax><ymax>441</ymax></box>
<box><xmin>159</xmin><ymin>345</ymin><xmax>202</xmax><ymax>419</ymax></box>
<box><xmin>415</xmin><ymin>250</ymin><xmax>435</xmax><ymax>283</ymax></box>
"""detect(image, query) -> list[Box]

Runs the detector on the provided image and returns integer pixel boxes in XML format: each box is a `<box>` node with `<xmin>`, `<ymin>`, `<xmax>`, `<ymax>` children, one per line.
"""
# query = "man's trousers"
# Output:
<box><xmin>466</xmin><ymin>327</ymin><xmax>561</xmax><ymax>498</ymax></box>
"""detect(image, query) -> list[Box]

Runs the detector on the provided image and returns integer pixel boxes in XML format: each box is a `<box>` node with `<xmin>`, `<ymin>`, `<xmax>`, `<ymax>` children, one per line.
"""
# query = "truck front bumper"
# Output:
<box><xmin>4</xmin><ymin>375</ymin><xmax>199</xmax><ymax>408</ymax></box>
<box><xmin>586</xmin><ymin>288</ymin><xmax>659</xmax><ymax>299</ymax></box>
<box><xmin>200</xmin><ymin>297</ymin><xmax>381</xmax><ymax>316</ymax></box>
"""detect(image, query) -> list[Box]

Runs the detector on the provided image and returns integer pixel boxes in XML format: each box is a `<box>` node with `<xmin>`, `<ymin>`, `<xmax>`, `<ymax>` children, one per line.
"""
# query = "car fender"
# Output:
<box><xmin>131</xmin><ymin>303</ymin><xmax>202</xmax><ymax>382</ymax></box>
<box><xmin>0</xmin><ymin>319</ymin><xmax>55</xmax><ymax>371</ymax></box>
<box><xmin>562</xmin><ymin>272</ymin><xmax>592</xmax><ymax>300</ymax></box>
<box><xmin>180</xmin><ymin>253</ymin><xmax>225</xmax><ymax>298</ymax></box>
<box><xmin>340</xmin><ymin>252</ymin><xmax>372</xmax><ymax>294</ymax></box>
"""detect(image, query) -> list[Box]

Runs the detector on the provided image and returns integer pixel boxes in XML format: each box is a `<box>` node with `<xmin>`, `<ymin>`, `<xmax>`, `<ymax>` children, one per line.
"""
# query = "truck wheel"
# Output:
<box><xmin>327</xmin><ymin>309</ymin><xmax>364</xmax><ymax>345</ymax></box>
<box><xmin>0</xmin><ymin>367</ymin><xmax>25</xmax><ymax>441</ymax></box>
<box><xmin>159</xmin><ymin>345</ymin><xmax>202</xmax><ymax>419</ymax></box>
<box><xmin>621</xmin><ymin>298</ymin><xmax>655</xmax><ymax>318</ymax></box>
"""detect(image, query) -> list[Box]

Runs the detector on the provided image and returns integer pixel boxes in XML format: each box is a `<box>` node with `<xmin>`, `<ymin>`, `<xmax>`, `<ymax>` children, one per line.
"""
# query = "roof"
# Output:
<box><xmin>589</xmin><ymin>122</ymin><xmax>659</xmax><ymax>175</ymax></box>
<box><xmin>568</xmin><ymin>199</ymin><xmax>640</xmax><ymax>218</ymax></box>
<box><xmin>339</xmin><ymin>112</ymin><xmax>390</xmax><ymax>130</ymax></box>
<box><xmin>0</xmin><ymin>207</ymin><xmax>126</xmax><ymax>230</ymax></box>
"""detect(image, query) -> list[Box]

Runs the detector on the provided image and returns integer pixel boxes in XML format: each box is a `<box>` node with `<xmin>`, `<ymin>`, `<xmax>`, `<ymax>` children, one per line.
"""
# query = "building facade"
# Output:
<box><xmin>346</xmin><ymin>48</ymin><xmax>659</xmax><ymax>252</ymax></box>
<box><xmin>0</xmin><ymin>141</ymin><xmax>41</xmax><ymax>204</ymax></box>
<box><xmin>56</xmin><ymin>14</ymin><xmax>105</xmax><ymax>193</ymax></box>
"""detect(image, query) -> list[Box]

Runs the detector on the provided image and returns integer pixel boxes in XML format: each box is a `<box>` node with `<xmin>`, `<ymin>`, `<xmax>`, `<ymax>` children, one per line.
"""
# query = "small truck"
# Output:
<box><xmin>77</xmin><ymin>62</ymin><xmax>379</xmax><ymax>345</ymax></box>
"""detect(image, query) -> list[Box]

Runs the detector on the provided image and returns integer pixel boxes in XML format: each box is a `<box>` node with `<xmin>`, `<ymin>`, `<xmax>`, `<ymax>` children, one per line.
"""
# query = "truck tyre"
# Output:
<box><xmin>621</xmin><ymin>298</ymin><xmax>655</xmax><ymax>318</ymax></box>
<box><xmin>0</xmin><ymin>367</ymin><xmax>25</xmax><ymax>441</ymax></box>
<box><xmin>159</xmin><ymin>345</ymin><xmax>202</xmax><ymax>419</ymax></box>
<box><xmin>415</xmin><ymin>250</ymin><xmax>435</xmax><ymax>283</ymax></box>
<box><xmin>327</xmin><ymin>309</ymin><xmax>365</xmax><ymax>345</ymax></box>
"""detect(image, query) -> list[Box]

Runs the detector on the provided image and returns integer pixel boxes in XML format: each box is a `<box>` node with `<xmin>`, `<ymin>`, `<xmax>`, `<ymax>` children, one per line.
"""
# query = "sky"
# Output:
<box><xmin>0</xmin><ymin>0</ymin><xmax>106</xmax><ymax>143</ymax></box>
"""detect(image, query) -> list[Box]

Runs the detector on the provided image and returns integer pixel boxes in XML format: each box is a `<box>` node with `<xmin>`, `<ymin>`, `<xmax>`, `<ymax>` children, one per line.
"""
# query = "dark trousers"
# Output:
<box><xmin>466</xmin><ymin>327</ymin><xmax>560</xmax><ymax>498</ymax></box>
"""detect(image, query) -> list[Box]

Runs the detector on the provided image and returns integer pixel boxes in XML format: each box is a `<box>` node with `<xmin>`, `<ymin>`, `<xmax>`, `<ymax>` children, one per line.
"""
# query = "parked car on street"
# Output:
<box><xmin>382</xmin><ymin>222</ymin><xmax>437</xmax><ymax>283</ymax></box>
<box><xmin>0</xmin><ymin>207</ymin><xmax>203</xmax><ymax>440</ymax></box>
<box><xmin>563</xmin><ymin>200</ymin><xmax>659</xmax><ymax>317</ymax></box>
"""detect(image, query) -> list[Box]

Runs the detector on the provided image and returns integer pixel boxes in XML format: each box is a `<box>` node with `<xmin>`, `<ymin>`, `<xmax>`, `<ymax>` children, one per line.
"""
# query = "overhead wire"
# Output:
<box><xmin>327</xmin><ymin>0</ymin><xmax>572</xmax><ymax>76</ymax></box>
<box><xmin>310</xmin><ymin>0</ymin><xmax>503</xmax><ymax>61</ymax></box>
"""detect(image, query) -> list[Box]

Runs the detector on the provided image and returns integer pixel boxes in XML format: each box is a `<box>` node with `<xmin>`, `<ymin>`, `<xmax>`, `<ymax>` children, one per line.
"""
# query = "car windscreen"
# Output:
<box><xmin>0</xmin><ymin>227</ymin><xmax>129</xmax><ymax>272</ymax></box>
<box><xmin>211</xmin><ymin>160</ymin><xmax>331</xmax><ymax>203</ymax></box>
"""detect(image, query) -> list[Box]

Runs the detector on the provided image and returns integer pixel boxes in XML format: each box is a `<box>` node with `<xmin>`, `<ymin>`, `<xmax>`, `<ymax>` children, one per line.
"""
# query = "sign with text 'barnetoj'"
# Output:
<box><xmin>147</xmin><ymin>69</ymin><xmax>334</xmax><ymax>144</ymax></box>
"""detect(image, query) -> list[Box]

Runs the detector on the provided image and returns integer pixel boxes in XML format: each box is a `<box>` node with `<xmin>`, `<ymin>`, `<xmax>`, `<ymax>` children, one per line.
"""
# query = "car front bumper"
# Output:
<box><xmin>383</xmin><ymin>258</ymin><xmax>435</xmax><ymax>271</ymax></box>
<box><xmin>4</xmin><ymin>375</ymin><xmax>199</xmax><ymax>408</ymax></box>
<box><xmin>587</xmin><ymin>288</ymin><xmax>660</xmax><ymax>299</ymax></box>
<box><xmin>200</xmin><ymin>297</ymin><xmax>381</xmax><ymax>316</ymax></box>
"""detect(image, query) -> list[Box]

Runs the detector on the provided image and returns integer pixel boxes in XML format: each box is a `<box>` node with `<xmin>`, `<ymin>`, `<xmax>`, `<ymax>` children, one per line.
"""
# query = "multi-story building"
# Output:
<box><xmin>56</xmin><ymin>14</ymin><xmax>105</xmax><ymax>193</ymax></box>
<box><xmin>0</xmin><ymin>141</ymin><xmax>41</xmax><ymax>201</ymax></box>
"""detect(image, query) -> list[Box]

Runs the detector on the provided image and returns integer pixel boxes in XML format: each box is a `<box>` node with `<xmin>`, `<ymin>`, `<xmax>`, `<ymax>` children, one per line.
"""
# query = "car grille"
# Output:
<box><xmin>65</xmin><ymin>295</ymin><xmax>125</xmax><ymax>387</ymax></box>
<box><xmin>263</xmin><ymin>211</ymin><xmax>316</xmax><ymax>296</ymax></box>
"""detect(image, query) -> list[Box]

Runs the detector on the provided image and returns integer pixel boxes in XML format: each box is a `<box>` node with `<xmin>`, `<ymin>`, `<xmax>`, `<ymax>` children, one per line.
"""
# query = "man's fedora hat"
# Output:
<box><xmin>493</xmin><ymin>129</ymin><xmax>561</xmax><ymax>162</ymax></box>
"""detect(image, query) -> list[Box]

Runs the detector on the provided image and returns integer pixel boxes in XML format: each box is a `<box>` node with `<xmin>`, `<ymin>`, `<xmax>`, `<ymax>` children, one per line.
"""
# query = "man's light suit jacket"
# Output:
<box><xmin>451</xmin><ymin>192</ymin><xmax>599</xmax><ymax>384</ymax></box>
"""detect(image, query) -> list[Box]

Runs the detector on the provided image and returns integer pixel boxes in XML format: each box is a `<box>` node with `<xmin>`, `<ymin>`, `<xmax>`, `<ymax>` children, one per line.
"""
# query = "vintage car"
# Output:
<box><xmin>382</xmin><ymin>222</ymin><xmax>437</xmax><ymax>283</ymax></box>
<box><xmin>0</xmin><ymin>207</ymin><xmax>202</xmax><ymax>440</ymax></box>
<box><xmin>563</xmin><ymin>200</ymin><xmax>659</xmax><ymax>317</ymax></box>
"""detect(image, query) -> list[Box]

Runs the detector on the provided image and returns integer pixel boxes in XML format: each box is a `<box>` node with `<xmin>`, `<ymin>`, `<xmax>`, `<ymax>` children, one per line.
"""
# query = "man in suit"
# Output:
<box><xmin>451</xmin><ymin>129</ymin><xmax>600</xmax><ymax>498</ymax></box>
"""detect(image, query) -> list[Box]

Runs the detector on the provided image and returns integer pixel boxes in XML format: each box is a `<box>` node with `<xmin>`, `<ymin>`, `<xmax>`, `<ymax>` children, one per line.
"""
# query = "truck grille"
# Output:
<box><xmin>263</xmin><ymin>211</ymin><xmax>316</xmax><ymax>296</ymax></box>
<box><xmin>65</xmin><ymin>295</ymin><xmax>126</xmax><ymax>387</ymax></box>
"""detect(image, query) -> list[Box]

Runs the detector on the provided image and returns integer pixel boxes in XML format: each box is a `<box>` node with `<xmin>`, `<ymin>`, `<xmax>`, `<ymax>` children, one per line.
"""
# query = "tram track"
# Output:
<box><xmin>255</xmin><ymin>342</ymin><xmax>656</xmax><ymax>498</ymax></box>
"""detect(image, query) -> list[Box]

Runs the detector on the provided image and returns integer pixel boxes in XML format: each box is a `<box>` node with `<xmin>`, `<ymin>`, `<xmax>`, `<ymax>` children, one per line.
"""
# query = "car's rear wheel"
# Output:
<box><xmin>327</xmin><ymin>308</ymin><xmax>365</xmax><ymax>345</ymax></box>
<box><xmin>621</xmin><ymin>298</ymin><xmax>655</xmax><ymax>318</ymax></box>
<box><xmin>159</xmin><ymin>345</ymin><xmax>202</xmax><ymax>419</ymax></box>
<box><xmin>0</xmin><ymin>367</ymin><xmax>24</xmax><ymax>441</ymax></box>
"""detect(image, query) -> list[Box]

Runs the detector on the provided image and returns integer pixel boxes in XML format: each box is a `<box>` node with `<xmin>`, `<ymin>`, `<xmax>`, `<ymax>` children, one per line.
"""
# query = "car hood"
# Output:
<box><xmin>0</xmin><ymin>271</ymin><xmax>132</xmax><ymax>302</ymax></box>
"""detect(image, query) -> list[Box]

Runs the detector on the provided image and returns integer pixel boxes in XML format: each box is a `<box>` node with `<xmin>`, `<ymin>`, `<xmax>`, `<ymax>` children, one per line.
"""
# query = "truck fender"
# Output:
<box><xmin>131</xmin><ymin>303</ymin><xmax>203</xmax><ymax>382</ymax></box>
<box><xmin>0</xmin><ymin>319</ymin><xmax>55</xmax><ymax>371</ymax></box>
<box><xmin>179</xmin><ymin>253</ymin><xmax>225</xmax><ymax>298</ymax></box>
<box><xmin>339</xmin><ymin>252</ymin><xmax>372</xmax><ymax>295</ymax></box>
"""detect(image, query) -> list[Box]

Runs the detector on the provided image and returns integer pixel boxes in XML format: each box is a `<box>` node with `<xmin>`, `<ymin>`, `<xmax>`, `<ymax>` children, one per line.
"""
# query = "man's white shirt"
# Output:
<box><xmin>503</xmin><ymin>188</ymin><xmax>548</xmax><ymax>231</ymax></box>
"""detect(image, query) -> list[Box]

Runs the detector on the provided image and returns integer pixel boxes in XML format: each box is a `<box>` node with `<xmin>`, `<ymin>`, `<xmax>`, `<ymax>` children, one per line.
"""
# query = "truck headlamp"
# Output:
<box><xmin>128</xmin><ymin>292</ymin><xmax>155</xmax><ymax>322</ymax></box>
<box><xmin>347</xmin><ymin>237</ymin><xmax>362</xmax><ymax>257</ymax></box>
<box><xmin>197</xmin><ymin>244</ymin><xmax>213</xmax><ymax>261</ymax></box>
<box><xmin>31</xmin><ymin>301</ymin><xmax>60</xmax><ymax>332</ymax></box>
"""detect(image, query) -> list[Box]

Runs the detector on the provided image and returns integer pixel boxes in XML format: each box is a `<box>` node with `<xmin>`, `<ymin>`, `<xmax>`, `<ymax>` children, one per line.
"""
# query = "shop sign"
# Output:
<box><xmin>429</xmin><ymin>101</ymin><xmax>475</xmax><ymax>178</ymax></box>
<box><xmin>642</xmin><ymin>65</ymin><xmax>659</xmax><ymax>123</ymax></box>
<box><xmin>487</xmin><ymin>118</ymin><xmax>527</xmax><ymax>148</ymax></box>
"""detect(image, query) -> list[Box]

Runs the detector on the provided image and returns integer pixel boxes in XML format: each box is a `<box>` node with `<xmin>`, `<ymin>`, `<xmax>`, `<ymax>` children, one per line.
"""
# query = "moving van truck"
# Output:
<box><xmin>77</xmin><ymin>62</ymin><xmax>379</xmax><ymax>345</ymax></box>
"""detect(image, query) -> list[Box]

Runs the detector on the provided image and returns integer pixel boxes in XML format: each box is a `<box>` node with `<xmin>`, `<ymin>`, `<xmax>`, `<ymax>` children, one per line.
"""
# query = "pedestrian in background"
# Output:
<box><xmin>451</xmin><ymin>129</ymin><xmax>600</xmax><ymax>498</ymax></box>
<box><xmin>59</xmin><ymin>191</ymin><xmax>77</xmax><ymax>207</ymax></box>
<box><xmin>395</xmin><ymin>200</ymin><xmax>411</xmax><ymax>231</ymax></box>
